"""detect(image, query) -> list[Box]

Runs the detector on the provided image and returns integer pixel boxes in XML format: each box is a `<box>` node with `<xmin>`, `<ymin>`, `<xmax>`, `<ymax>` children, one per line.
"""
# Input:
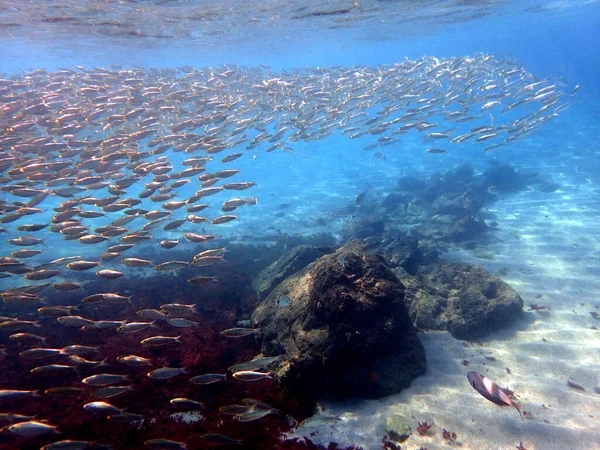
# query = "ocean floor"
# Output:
<box><xmin>288</xmin><ymin>169</ymin><xmax>600</xmax><ymax>450</ymax></box>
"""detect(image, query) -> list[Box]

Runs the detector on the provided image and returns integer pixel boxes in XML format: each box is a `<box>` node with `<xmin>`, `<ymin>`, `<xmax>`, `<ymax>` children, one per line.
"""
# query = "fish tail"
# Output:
<box><xmin>514</xmin><ymin>401</ymin><xmax>524</xmax><ymax>422</ymax></box>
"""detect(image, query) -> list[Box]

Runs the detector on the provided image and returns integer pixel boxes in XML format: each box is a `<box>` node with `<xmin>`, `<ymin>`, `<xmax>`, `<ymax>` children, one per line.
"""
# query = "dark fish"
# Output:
<box><xmin>467</xmin><ymin>371</ymin><xmax>523</xmax><ymax>421</ymax></box>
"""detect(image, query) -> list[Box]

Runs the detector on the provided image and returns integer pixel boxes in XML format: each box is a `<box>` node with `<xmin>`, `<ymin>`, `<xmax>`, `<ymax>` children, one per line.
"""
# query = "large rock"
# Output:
<box><xmin>252</xmin><ymin>245</ymin><xmax>327</xmax><ymax>299</ymax></box>
<box><xmin>394</xmin><ymin>262</ymin><xmax>523</xmax><ymax>340</ymax></box>
<box><xmin>252</xmin><ymin>241</ymin><xmax>426</xmax><ymax>400</ymax></box>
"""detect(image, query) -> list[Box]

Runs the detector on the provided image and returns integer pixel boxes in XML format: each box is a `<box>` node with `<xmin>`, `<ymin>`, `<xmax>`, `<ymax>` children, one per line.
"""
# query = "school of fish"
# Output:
<box><xmin>0</xmin><ymin>55</ymin><xmax>574</xmax><ymax>448</ymax></box>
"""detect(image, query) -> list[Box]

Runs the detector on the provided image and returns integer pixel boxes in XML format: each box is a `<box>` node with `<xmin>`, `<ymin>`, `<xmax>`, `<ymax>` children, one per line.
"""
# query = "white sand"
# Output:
<box><xmin>288</xmin><ymin>178</ymin><xmax>600</xmax><ymax>449</ymax></box>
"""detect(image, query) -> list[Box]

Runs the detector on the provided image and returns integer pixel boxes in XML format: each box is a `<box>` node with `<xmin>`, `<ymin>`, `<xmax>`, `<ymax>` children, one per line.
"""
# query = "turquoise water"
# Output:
<box><xmin>0</xmin><ymin>1</ymin><xmax>599</xmax><ymax>449</ymax></box>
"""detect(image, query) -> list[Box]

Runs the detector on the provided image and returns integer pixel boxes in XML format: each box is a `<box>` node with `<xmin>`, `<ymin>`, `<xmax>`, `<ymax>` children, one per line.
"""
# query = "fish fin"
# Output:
<box><xmin>96</xmin><ymin>358</ymin><xmax>110</xmax><ymax>369</ymax></box>
<box><xmin>514</xmin><ymin>401</ymin><xmax>524</xmax><ymax>422</ymax></box>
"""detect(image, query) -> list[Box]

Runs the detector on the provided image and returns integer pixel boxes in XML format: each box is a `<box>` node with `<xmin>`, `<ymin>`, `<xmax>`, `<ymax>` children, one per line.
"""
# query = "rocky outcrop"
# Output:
<box><xmin>251</xmin><ymin>241</ymin><xmax>426</xmax><ymax>399</ymax></box>
<box><xmin>394</xmin><ymin>262</ymin><xmax>523</xmax><ymax>340</ymax></box>
<box><xmin>252</xmin><ymin>245</ymin><xmax>328</xmax><ymax>299</ymax></box>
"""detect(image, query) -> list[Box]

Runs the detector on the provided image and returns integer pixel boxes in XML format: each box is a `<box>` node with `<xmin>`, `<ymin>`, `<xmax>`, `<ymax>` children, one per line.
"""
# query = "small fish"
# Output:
<box><xmin>140</xmin><ymin>335</ymin><xmax>182</xmax><ymax>347</ymax></box>
<box><xmin>8</xmin><ymin>332</ymin><xmax>46</xmax><ymax>344</ymax></box>
<box><xmin>426</xmin><ymin>148</ymin><xmax>447</xmax><ymax>154</ymax></box>
<box><xmin>0</xmin><ymin>319</ymin><xmax>41</xmax><ymax>332</ymax></box>
<box><xmin>117</xmin><ymin>354</ymin><xmax>152</xmax><ymax>367</ymax></box>
<box><xmin>81</xmin><ymin>293</ymin><xmax>131</xmax><ymax>304</ymax></box>
<box><xmin>232</xmin><ymin>371</ymin><xmax>273</xmax><ymax>382</ymax></box>
<box><xmin>96</xmin><ymin>269</ymin><xmax>124</xmax><ymax>280</ymax></box>
<box><xmin>145</xmin><ymin>439</ymin><xmax>187</xmax><ymax>450</ymax></box>
<box><xmin>38</xmin><ymin>306</ymin><xmax>77</xmax><ymax>316</ymax></box>
<box><xmin>147</xmin><ymin>367</ymin><xmax>188</xmax><ymax>380</ymax></box>
<box><xmin>121</xmin><ymin>257</ymin><xmax>152</xmax><ymax>267</ymax></box>
<box><xmin>57</xmin><ymin>316</ymin><xmax>95</xmax><ymax>327</ymax></box>
<box><xmin>0</xmin><ymin>389</ymin><xmax>39</xmax><ymax>401</ymax></box>
<box><xmin>220</xmin><ymin>327</ymin><xmax>260</xmax><ymax>338</ymax></box>
<box><xmin>82</xmin><ymin>373</ymin><xmax>130</xmax><ymax>387</ymax></box>
<box><xmin>69</xmin><ymin>355</ymin><xmax>107</xmax><ymax>368</ymax></box>
<box><xmin>299</xmin><ymin>413</ymin><xmax>343</xmax><ymax>427</ymax></box>
<box><xmin>31</xmin><ymin>364</ymin><xmax>78</xmax><ymax>377</ymax></box>
<box><xmin>170</xmin><ymin>398</ymin><xmax>206</xmax><ymax>410</ymax></box>
<box><xmin>277</xmin><ymin>295</ymin><xmax>291</xmax><ymax>307</ymax></box>
<box><xmin>117</xmin><ymin>322</ymin><xmax>156</xmax><ymax>333</ymax></box>
<box><xmin>199</xmin><ymin>433</ymin><xmax>241</xmax><ymax>446</ymax></box>
<box><xmin>3</xmin><ymin>420</ymin><xmax>59</xmax><ymax>437</ymax></box>
<box><xmin>83</xmin><ymin>401</ymin><xmax>123</xmax><ymax>416</ymax></box>
<box><xmin>166</xmin><ymin>317</ymin><xmax>198</xmax><ymax>328</ymax></box>
<box><xmin>24</xmin><ymin>269</ymin><xmax>61</xmax><ymax>280</ymax></box>
<box><xmin>189</xmin><ymin>373</ymin><xmax>227</xmax><ymax>385</ymax></box>
<box><xmin>187</xmin><ymin>275</ymin><xmax>218</xmax><ymax>285</ymax></box>
<box><xmin>159</xmin><ymin>239</ymin><xmax>179</xmax><ymax>249</ymax></box>
<box><xmin>228</xmin><ymin>356</ymin><xmax>282</xmax><ymax>373</ymax></box>
<box><xmin>107</xmin><ymin>412</ymin><xmax>144</xmax><ymax>423</ymax></box>
<box><xmin>154</xmin><ymin>260</ymin><xmax>188</xmax><ymax>271</ymax></box>
<box><xmin>41</xmin><ymin>440</ymin><xmax>92</xmax><ymax>450</ymax></box>
<box><xmin>467</xmin><ymin>371</ymin><xmax>523</xmax><ymax>421</ymax></box>
<box><xmin>66</xmin><ymin>260</ymin><xmax>99</xmax><ymax>270</ymax></box>
<box><xmin>19</xmin><ymin>347</ymin><xmax>67</xmax><ymax>360</ymax></box>
<box><xmin>61</xmin><ymin>345</ymin><xmax>99</xmax><ymax>356</ymax></box>
<box><xmin>210</xmin><ymin>215</ymin><xmax>237</xmax><ymax>224</ymax></box>
<box><xmin>0</xmin><ymin>412</ymin><xmax>36</xmax><ymax>423</ymax></box>
<box><xmin>160</xmin><ymin>303</ymin><xmax>198</xmax><ymax>315</ymax></box>
<box><xmin>11</xmin><ymin>249</ymin><xmax>43</xmax><ymax>258</ymax></box>
<box><xmin>219</xmin><ymin>404</ymin><xmax>254</xmax><ymax>416</ymax></box>
<box><xmin>235</xmin><ymin>408</ymin><xmax>276</xmax><ymax>422</ymax></box>
<box><xmin>7</xmin><ymin>236</ymin><xmax>45</xmax><ymax>246</ymax></box>
<box><xmin>51</xmin><ymin>282</ymin><xmax>82</xmax><ymax>291</ymax></box>
<box><xmin>137</xmin><ymin>309</ymin><xmax>168</xmax><ymax>321</ymax></box>
<box><xmin>93</xmin><ymin>385</ymin><xmax>134</xmax><ymax>400</ymax></box>
<box><xmin>43</xmin><ymin>387</ymin><xmax>85</xmax><ymax>398</ymax></box>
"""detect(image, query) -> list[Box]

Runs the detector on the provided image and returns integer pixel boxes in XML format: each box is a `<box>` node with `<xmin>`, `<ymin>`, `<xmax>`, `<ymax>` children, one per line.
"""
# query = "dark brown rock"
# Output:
<box><xmin>252</xmin><ymin>241</ymin><xmax>426</xmax><ymax>400</ymax></box>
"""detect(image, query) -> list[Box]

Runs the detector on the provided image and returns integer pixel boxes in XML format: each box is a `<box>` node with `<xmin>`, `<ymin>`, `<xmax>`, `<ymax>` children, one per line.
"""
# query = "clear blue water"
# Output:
<box><xmin>1</xmin><ymin>1</ymin><xmax>599</xmax><ymax>449</ymax></box>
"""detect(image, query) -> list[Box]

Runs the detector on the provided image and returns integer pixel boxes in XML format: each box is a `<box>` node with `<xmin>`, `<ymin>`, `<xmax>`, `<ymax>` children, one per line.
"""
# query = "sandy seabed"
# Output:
<box><xmin>289</xmin><ymin>173</ymin><xmax>600</xmax><ymax>450</ymax></box>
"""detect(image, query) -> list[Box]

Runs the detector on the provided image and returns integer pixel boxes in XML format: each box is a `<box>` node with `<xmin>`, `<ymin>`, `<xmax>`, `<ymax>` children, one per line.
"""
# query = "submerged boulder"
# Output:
<box><xmin>252</xmin><ymin>245</ymin><xmax>328</xmax><ymax>299</ymax></box>
<box><xmin>252</xmin><ymin>241</ymin><xmax>426</xmax><ymax>400</ymax></box>
<box><xmin>394</xmin><ymin>262</ymin><xmax>523</xmax><ymax>340</ymax></box>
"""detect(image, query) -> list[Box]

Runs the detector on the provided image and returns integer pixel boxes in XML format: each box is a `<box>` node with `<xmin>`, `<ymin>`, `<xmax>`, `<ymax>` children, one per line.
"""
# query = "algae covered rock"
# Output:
<box><xmin>395</xmin><ymin>262</ymin><xmax>523</xmax><ymax>340</ymax></box>
<box><xmin>252</xmin><ymin>241</ymin><xmax>426</xmax><ymax>400</ymax></box>
<box><xmin>252</xmin><ymin>245</ymin><xmax>327</xmax><ymax>299</ymax></box>
<box><xmin>385</xmin><ymin>413</ymin><xmax>412</xmax><ymax>443</ymax></box>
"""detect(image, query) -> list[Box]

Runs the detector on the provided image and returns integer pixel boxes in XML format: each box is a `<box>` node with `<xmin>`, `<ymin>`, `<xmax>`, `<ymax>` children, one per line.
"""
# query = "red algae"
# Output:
<box><xmin>0</xmin><ymin>268</ymin><xmax>329</xmax><ymax>450</ymax></box>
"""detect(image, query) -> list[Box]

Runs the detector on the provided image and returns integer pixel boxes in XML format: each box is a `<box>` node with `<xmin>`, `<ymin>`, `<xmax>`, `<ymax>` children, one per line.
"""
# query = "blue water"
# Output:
<box><xmin>1</xmin><ymin>1</ymin><xmax>600</xmax><ymax>448</ymax></box>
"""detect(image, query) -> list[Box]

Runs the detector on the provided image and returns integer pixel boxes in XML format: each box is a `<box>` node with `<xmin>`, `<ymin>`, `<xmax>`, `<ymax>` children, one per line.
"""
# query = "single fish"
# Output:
<box><xmin>83</xmin><ymin>401</ymin><xmax>123</xmax><ymax>416</ymax></box>
<box><xmin>232</xmin><ymin>371</ymin><xmax>273</xmax><ymax>382</ymax></box>
<box><xmin>189</xmin><ymin>373</ymin><xmax>227</xmax><ymax>385</ymax></box>
<box><xmin>145</xmin><ymin>439</ymin><xmax>187</xmax><ymax>450</ymax></box>
<box><xmin>41</xmin><ymin>440</ymin><xmax>92</xmax><ymax>450</ymax></box>
<box><xmin>117</xmin><ymin>354</ymin><xmax>152</xmax><ymax>367</ymax></box>
<box><xmin>220</xmin><ymin>327</ymin><xmax>260</xmax><ymax>338</ymax></box>
<box><xmin>170</xmin><ymin>398</ymin><xmax>206</xmax><ymax>410</ymax></box>
<box><xmin>154</xmin><ymin>260</ymin><xmax>188</xmax><ymax>271</ymax></box>
<box><xmin>467</xmin><ymin>371</ymin><xmax>523</xmax><ymax>421</ymax></box>
<box><xmin>3</xmin><ymin>420</ymin><xmax>59</xmax><ymax>437</ymax></box>
<box><xmin>166</xmin><ymin>317</ymin><xmax>198</xmax><ymax>328</ymax></box>
<box><xmin>140</xmin><ymin>335</ymin><xmax>182</xmax><ymax>347</ymax></box>
<box><xmin>147</xmin><ymin>367</ymin><xmax>188</xmax><ymax>380</ymax></box>
<box><xmin>82</xmin><ymin>373</ymin><xmax>130</xmax><ymax>387</ymax></box>
<box><xmin>0</xmin><ymin>389</ymin><xmax>39</xmax><ymax>401</ymax></box>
